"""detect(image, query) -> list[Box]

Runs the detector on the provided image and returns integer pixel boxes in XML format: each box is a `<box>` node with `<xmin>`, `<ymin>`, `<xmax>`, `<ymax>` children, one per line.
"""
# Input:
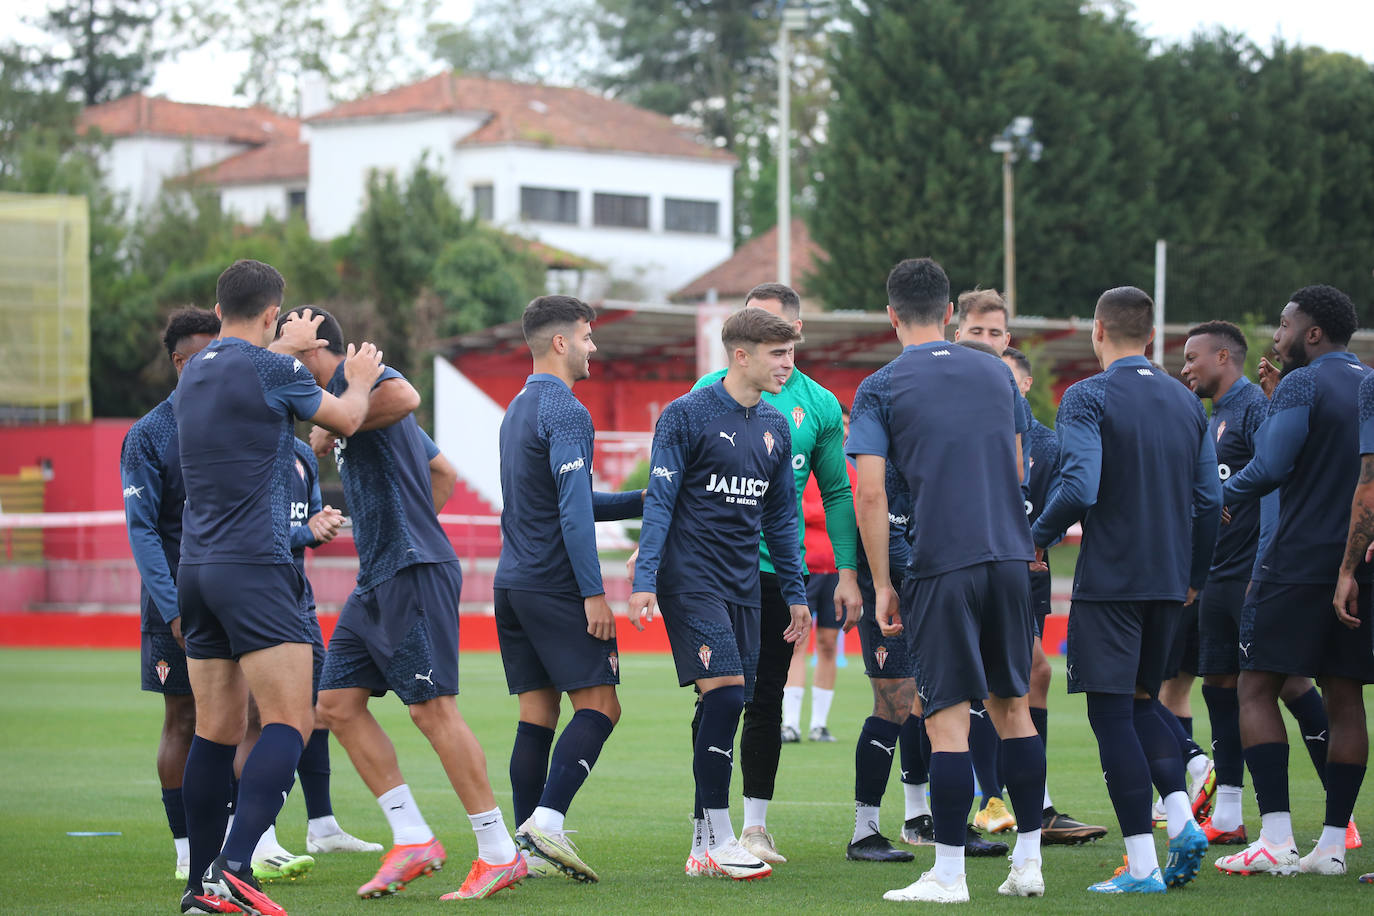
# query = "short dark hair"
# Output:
<box><xmin>1290</xmin><ymin>284</ymin><xmax>1358</xmax><ymax>346</ymax></box>
<box><xmin>277</xmin><ymin>305</ymin><xmax>345</xmax><ymax>355</ymax></box>
<box><xmin>216</xmin><ymin>259</ymin><xmax>285</xmax><ymax>321</ymax></box>
<box><xmin>1186</xmin><ymin>320</ymin><xmax>1247</xmax><ymax>361</ymax></box>
<box><xmin>957</xmin><ymin>288</ymin><xmax>1008</xmax><ymax>325</ymax></box>
<box><xmin>522</xmin><ymin>295</ymin><xmax>596</xmax><ymax>349</ymax></box>
<box><xmin>1095</xmin><ymin>286</ymin><xmax>1153</xmax><ymax>345</ymax></box>
<box><xmin>162</xmin><ymin>307</ymin><xmax>220</xmax><ymax>359</ymax></box>
<box><xmin>1002</xmin><ymin>345</ymin><xmax>1032</xmax><ymax>377</ymax></box>
<box><xmin>745</xmin><ymin>282</ymin><xmax>801</xmax><ymax>318</ymax></box>
<box><xmin>722</xmin><ymin>306</ymin><xmax>802</xmax><ymax>352</ymax></box>
<box><xmin>887</xmin><ymin>258</ymin><xmax>950</xmax><ymax>325</ymax></box>
<box><xmin>956</xmin><ymin>339</ymin><xmax>1000</xmax><ymax>358</ymax></box>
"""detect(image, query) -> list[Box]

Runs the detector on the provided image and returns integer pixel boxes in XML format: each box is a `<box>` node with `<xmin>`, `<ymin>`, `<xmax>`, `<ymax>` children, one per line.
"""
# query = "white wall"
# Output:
<box><xmin>220</xmin><ymin>182</ymin><xmax>305</xmax><ymax>225</ymax></box>
<box><xmin>433</xmin><ymin>356</ymin><xmax>505</xmax><ymax>511</ymax></box>
<box><xmin>453</xmin><ymin>144</ymin><xmax>735</xmax><ymax>302</ymax></box>
<box><xmin>103</xmin><ymin>136</ymin><xmax>250</xmax><ymax>214</ymax></box>
<box><xmin>306</xmin><ymin>113</ymin><xmax>487</xmax><ymax>239</ymax></box>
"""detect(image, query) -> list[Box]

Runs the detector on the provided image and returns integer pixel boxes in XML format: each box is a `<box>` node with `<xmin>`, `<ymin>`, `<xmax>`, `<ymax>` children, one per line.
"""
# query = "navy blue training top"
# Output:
<box><xmin>1032</xmin><ymin>355</ymin><xmax>1222</xmax><ymax>601</ymax></box>
<box><xmin>1360</xmin><ymin>371</ymin><xmax>1374</xmax><ymax>456</ymax></box>
<box><xmin>176</xmin><ymin>337</ymin><xmax>323</xmax><ymax>567</ymax></box>
<box><xmin>1224</xmin><ymin>351</ymin><xmax>1370</xmax><ymax>584</ymax></box>
<box><xmin>494</xmin><ymin>374</ymin><xmax>642</xmax><ymax>598</ymax></box>
<box><xmin>634</xmin><ymin>381</ymin><xmax>807</xmax><ymax>608</ymax></box>
<box><xmin>327</xmin><ymin>362</ymin><xmax>456</xmax><ymax>591</ymax></box>
<box><xmin>1209</xmin><ymin>377</ymin><xmax>1269</xmax><ymax>581</ymax></box>
<box><xmin>121</xmin><ymin>395</ymin><xmax>184</xmax><ymax>630</ymax></box>
<box><xmin>848</xmin><ymin>342</ymin><xmax>1033</xmax><ymax>579</ymax></box>
<box><xmin>288</xmin><ymin>437</ymin><xmax>322</xmax><ymax>606</ymax></box>
<box><xmin>1023</xmin><ymin>417</ymin><xmax>1060</xmax><ymax>576</ymax></box>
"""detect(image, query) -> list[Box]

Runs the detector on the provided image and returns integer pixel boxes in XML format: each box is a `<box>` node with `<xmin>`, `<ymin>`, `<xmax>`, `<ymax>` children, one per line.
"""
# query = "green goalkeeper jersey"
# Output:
<box><xmin>692</xmin><ymin>367</ymin><xmax>857</xmax><ymax>574</ymax></box>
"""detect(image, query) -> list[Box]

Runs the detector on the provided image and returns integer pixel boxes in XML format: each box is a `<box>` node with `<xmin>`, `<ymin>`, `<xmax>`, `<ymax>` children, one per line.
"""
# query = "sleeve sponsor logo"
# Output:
<box><xmin>558</xmin><ymin>456</ymin><xmax>586</xmax><ymax>475</ymax></box>
<box><xmin>651</xmin><ymin>465</ymin><xmax>677</xmax><ymax>481</ymax></box>
<box><xmin>123</xmin><ymin>485</ymin><xmax>144</xmax><ymax>499</ymax></box>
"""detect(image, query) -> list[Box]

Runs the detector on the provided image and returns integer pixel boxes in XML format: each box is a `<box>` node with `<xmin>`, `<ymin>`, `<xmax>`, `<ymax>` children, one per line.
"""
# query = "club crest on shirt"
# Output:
<box><xmin>763</xmin><ymin>430</ymin><xmax>775</xmax><ymax>455</ymax></box>
<box><xmin>155</xmin><ymin>659</ymin><xmax>170</xmax><ymax>685</ymax></box>
<box><xmin>698</xmin><ymin>644</ymin><xmax>712</xmax><ymax>670</ymax></box>
<box><xmin>607</xmin><ymin>653</ymin><xmax>619</xmax><ymax>676</ymax></box>
<box><xmin>791</xmin><ymin>406</ymin><xmax>806</xmax><ymax>429</ymax></box>
<box><xmin>1215</xmin><ymin>420</ymin><xmax>1227</xmax><ymax>443</ymax></box>
<box><xmin>295</xmin><ymin>458</ymin><xmax>306</xmax><ymax>481</ymax></box>
<box><xmin>1028</xmin><ymin>455</ymin><xmax>1035</xmax><ymax>470</ymax></box>
<box><xmin>874</xmin><ymin>646</ymin><xmax>888</xmax><ymax>670</ymax></box>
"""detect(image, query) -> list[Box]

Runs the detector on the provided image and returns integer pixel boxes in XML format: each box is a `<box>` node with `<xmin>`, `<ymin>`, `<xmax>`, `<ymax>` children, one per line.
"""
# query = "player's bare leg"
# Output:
<box><xmin>809</xmin><ymin>628</ymin><xmax>839</xmax><ymax>741</ymax></box>
<box><xmin>782</xmin><ymin>640</ymin><xmax>806</xmax><ymax>742</ymax></box>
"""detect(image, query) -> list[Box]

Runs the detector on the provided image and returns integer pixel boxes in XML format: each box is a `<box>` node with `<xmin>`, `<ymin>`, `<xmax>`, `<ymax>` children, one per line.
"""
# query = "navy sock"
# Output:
<box><xmin>539</xmin><ymin>709</ymin><xmax>615</xmax><ymax>816</ymax></box>
<box><xmin>855</xmin><ymin>716</ymin><xmax>902</xmax><ymax>805</ymax></box>
<box><xmin>1001</xmin><ymin>736</ymin><xmax>1047</xmax><ymax>833</ymax></box>
<box><xmin>161</xmin><ymin>786</ymin><xmax>188</xmax><ymax>839</ymax></box>
<box><xmin>1202</xmin><ymin>685</ymin><xmax>1243</xmax><ymax>787</ymax></box>
<box><xmin>1156</xmin><ymin>700</ymin><xmax>1206</xmax><ymax>762</ymax></box>
<box><xmin>1324</xmin><ymin>762</ymin><xmax>1365</xmax><ymax>829</ymax></box>
<box><xmin>929</xmin><ymin>751</ymin><xmax>974</xmax><ymax>847</ymax></box>
<box><xmin>222</xmin><ymin>724</ymin><xmax>303</xmax><ymax>872</ymax></box>
<box><xmin>1179</xmin><ymin>715</ymin><xmax>1193</xmax><ymax>738</ymax></box>
<box><xmin>899</xmin><ymin>714</ymin><xmax>927</xmax><ymax>785</ymax></box>
<box><xmin>1284</xmin><ymin>687</ymin><xmax>1329</xmax><ymax>787</ymax></box>
<box><xmin>694</xmin><ymin>685</ymin><xmax>745</xmax><ymax>810</ymax></box>
<box><xmin>969</xmin><ymin>701</ymin><xmax>1002</xmax><ymax>804</ymax></box>
<box><xmin>1243</xmin><ymin>741</ymin><xmax>1290</xmax><ymax>815</ymax></box>
<box><xmin>182</xmin><ymin>737</ymin><xmax>236</xmax><ymax>892</ymax></box>
<box><xmin>1029</xmin><ymin>706</ymin><xmax>1048</xmax><ymax>750</ymax></box>
<box><xmin>297</xmin><ymin>729</ymin><xmax>332</xmax><ymax>820</ymax></box>
<box><xmin>510</xmin><ymin>720</ymin><xmax>555</xmax><ymax>826</ymax></box>
<box><xmin>1086</xmin><ymin>692</ymin><xmax>1153</xmax><ymax>836</ymax></box>
<box><xmin>1137</xmin><ymin>700</ymin><xmax>1186</xmax><ymax>797</ymax></box>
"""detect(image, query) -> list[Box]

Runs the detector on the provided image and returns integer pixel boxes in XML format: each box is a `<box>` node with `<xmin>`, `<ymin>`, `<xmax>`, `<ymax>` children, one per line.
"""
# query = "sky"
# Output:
<box><xmin>4</xmin><ymin>0</ymin><xmax>1372</xmax><ymax>108</ymax></box>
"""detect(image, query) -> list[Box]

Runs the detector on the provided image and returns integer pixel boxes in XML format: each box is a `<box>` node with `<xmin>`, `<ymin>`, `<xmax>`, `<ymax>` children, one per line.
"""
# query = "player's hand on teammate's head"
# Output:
<box><xmin>584</xmin><ymin>594</ymin><xmax>616</xmax><ymax>641</ymax></box>
<box><xmin>627</xmin><ymin>591</ymin><xmax>656</xmax><ymax>631</ymax></box>
<box><xmin>783</xmin><ymin>604</ymin><xmax>811</xmax><ymax>644</ymax></box>
<box><xmin>275</xmin><ymin>307</ymin><xmax>330</xmax><ymax>354</ymax></box>
<box><xmin>309</xmin><ymin>425</ymin><xmax>338</xmax><ymax>457</ymax></box>
<box><xmin>344</xmin><ymin>342</ymin><xmax>385</xmax><ymax>389</ymax></box>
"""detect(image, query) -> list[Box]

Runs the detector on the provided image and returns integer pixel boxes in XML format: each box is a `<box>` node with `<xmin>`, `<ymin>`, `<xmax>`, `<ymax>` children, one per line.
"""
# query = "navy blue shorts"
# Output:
<box><xmin>1241</xmin><ymin>580</ymin><xmax>1374</xmax><ymax>682</ymax></box>
<box><xmin>806</xmin><ymin>572</ymin><xmax>844</xmax><ymax>629</ymax></box>
<box><xmin>495</xmin><ymin>588</ymin><xmax>620</xmax><ymax>695</ymax></box>
<box><xmin>141</xmin><ymin>630</ymin><xmax>192</xmax><ymax>695</ymax></box>
<box><xmin>659</xmin><ymin>592</ymin><xmax>759</xmax><ymax>699</ymax></box>
<box><xmin>904</xmin><ymin>560</ymin><xmax>1034</xmax><ymax>715</ymax></box>
<box><xmin>179</xmin><ymin>562</ymin><xmax>314</xmax><ymax>660</ymax></box>
<box><xmin>1066</xmin><ymin>599</ymin><xmax>1182</xmax><ymax>696</ymax></box>
<box><xmin>304</xmin><ymin>602</ymin><xmax>325</xmax><ymax>699</ymax></box>
<box><xmin>856</xmin><ymin>568</ymin><xmax>915</xmax><ymax>679</ymax></box>
<box><xmin>319</xmin><ymin>561</ymin><xmax>463</xmax><ymax>705</ymax></box>
<box><xmin>1197</xmin><ymin>578</ymin><xmax>1247</xmax><ymax>676</ymax></box>
<box><xmin>1030</xmin><ymin>570</ymin><xmax>1051</xmax><ymax>637</ymax></box>
<box><xmin>1163</xmin><ymin>600</ymin><xmax>1199</xmax><ymax>679</ymax></box>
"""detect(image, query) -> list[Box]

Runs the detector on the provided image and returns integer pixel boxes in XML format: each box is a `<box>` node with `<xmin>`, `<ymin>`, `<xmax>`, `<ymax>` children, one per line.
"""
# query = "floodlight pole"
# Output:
<box><xmin>777</xmin><ymin>16</ymin><xmax>791</xmax><ymax>285</ymax></box>
<box><xmin>1002</xmin><ymin>149</ymin><xmax>1016</xmax><ymax>318</ymax></box>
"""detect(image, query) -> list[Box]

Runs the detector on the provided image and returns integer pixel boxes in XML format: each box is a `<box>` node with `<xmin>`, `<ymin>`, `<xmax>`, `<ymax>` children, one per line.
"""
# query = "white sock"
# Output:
<box><xmin>1043</xmin><ymin>786</ymin><xmax>1053</xmax><ymax>810</ymax></box>
<box><xmin>1318</xmin><ymin>824</ymin><xmax>1347</xmax><ymax>855</ymax></box>
<box><xmin>532</xmin><ymin>805</ymin><xmax>565</xmax><ymax>834</ymax></box>
<box><xmin>691</xmin><ymin>817</ymin><xmax>707</xmax><ymax>859</ymax></box>
<box><xmin>1163</xmin><ymin>790</ymin><xmax>1194</xmax><ymax>838</ymax></box>
<box><xmin>1260</xmin><ymin>811</ymin><xmax>1293</xmax><ymax>846</ymax></box>
<box><xmin>852</xmin><ymin>804</ymin><xmax>879</xmax><ymax>843</ymax></box>
<box><xmin>1123</xmin><ymin>833</ymin><xmax>1159</xmax><ymax>879</ymax></box>
<box><xmin>1211</xmin><ymin>786</ymin><xmax>1243</xmax><ymax>832</ymax></box>
<box><xmin>174</xmin><ymin>835</ymin><xmax>189</xmax><ymax>862</ymax></box>
<box><xmin>223</xmin><ymin>814</ymin><xmax>235</xmax><ymax>844</ymax></box>
<box><xmin>307</xmin><ymin>814</ymin><xmax>341</xmax><ymax>838</ymax></box>
<box><xmin>782</xmin><ymin>687</ymin><xmax>803</xmax><ymax>731</ymax></box>
<box><xmin>1012</xmin><ymin>828</ymin><xmax>1041</xmax><ymax>867</ymax></box>
<box><xmin>1187</xmin><ymin>754</ymin><xmax>1211</xmax><ymax>784</ymax></box>
<box><xmin>468</xmin><ymin>807</ymin><xmax>517</xmax><ymax>865</ymax></box>
<box><xmin>932</xmin><ymin>843</ymin><xmax>965</xmax><ymax>883</ymax></box>
<box><xmin>742</xmin><ymin>796</ymin><xmax>769</xmax><ymax>831</ymax></box>
<box><xmin>809</xmin><ymin>687</ymin><xmax>834</xmax><ymax>731</ymax></box>
<box><xmin>904</xmin><ymin>782</ymin><xmax>930</xmax><ymax>819</ymax></box>
<box><xmin>705</xmin><ymin>807</ymin><xmax>735</xmax><ymax>849</ymax></box>
<box><xmin>253</xmin><ymin>823</ymin><xmax>288</xmax><ymax>860</ymax></box>
<box><xmin>377</xmin><ymin>784</ymin><xmax>432</xmax><ymax>846</ymax></box>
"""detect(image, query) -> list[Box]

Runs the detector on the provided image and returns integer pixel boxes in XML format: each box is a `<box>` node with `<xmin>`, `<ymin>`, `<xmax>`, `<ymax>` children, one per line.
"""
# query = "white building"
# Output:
<box><xmin>304</xmin><ymin>74</ymin><xmax>736</xmax><ymax>302</ymax></box>
<box><xmin>77</xmin><ymin>93</ymin><xmax>299</xmax><ymax>216</ymax></box>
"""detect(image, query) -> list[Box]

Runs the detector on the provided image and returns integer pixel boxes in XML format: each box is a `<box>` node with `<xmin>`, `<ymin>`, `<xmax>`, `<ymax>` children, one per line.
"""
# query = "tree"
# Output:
<box><xmin>428</xmin><ymin>0</ymin><xmax>602</xmax><ymax>86</ymax></box>
<box><xmin>31</xmin><ymin>0</ymin><xmax>162</xmax><ymax>105</ymax></box>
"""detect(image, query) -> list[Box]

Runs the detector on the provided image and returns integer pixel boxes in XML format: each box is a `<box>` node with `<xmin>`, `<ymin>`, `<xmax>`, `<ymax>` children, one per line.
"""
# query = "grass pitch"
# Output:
<box><xmin>1</xmin><ymin>648</ymin><xmax>1370</xmax><ymax>914</ymax></box>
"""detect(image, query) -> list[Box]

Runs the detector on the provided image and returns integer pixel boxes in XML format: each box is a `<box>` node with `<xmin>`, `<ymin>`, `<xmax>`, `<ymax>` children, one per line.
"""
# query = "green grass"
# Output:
<box><xmin>1</xmin><ymin>649</ymin><xmax>1370</xmax><ymax>913</ymax></box>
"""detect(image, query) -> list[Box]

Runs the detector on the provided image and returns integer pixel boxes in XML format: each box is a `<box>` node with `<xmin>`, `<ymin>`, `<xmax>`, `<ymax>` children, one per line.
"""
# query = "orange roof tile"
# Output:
<box><xmin>673</xmin><ymin>220</ymin><xmax>824</xmax><ymax>303</ymax></box>
<box><xmin>79</xmin><ymin>93</ymin><xmax>298</xmax><ymax>146</ymax></box>
<box><xmin>308</xmin><ymin>73</ymin><xmax>734</xmax><ymax>163</ymax></box>
<box><xmin>189</xmin><ymin>141</ymin><xmax>309</xmax><ymax>186</ymax></box>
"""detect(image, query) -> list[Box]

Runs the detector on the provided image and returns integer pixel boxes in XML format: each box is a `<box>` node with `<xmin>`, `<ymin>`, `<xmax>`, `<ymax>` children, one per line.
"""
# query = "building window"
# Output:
<box><xmin>665</xmin><ymin>198</ymin><xmax>719</xmax><ymax>234</ymax></box>
<box><xmin>472</xmin><ymin>183</ymin><xmax>494</xmax><ymax>221</ymax></box>
<box><xmin>520</xmin><ymin>186</ymin><xmax>578</xmax><ymax>224</ymax></box>
<box><xmin>287</xmin><ymin>189</ymin><xmax>306</xmax><ymax>218</ymax></box>
<box><xmin>593</xmin><ymin>192</ymin><xmax>649</xmax><ymax>229</ymax></box>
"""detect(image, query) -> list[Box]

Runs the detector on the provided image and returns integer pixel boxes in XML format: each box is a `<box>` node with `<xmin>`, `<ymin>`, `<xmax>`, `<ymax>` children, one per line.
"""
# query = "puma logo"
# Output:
<box><xmin>1304</xmin><ymin>730</ymin><xmax>1327</xmax><ymax>743</ymax></box>
<box><xmin>718</xmin><ymin>431</ymin><xmax>737</xmax><ymax>447</ymax></box>
<box><xmin>707</xmin><ymin>745</ymin><xmax>733</xmax><ymax>759</ymax></box>
<box><xmin>578</xmin><ymin>758</ymin><xmax>592</xmax><ymax>775</ymax></box>
<box><xmin>869</xmin><ymin>740</ymin><xmax>896</xmax><ymax>757</ymax></box>
<box><xmin>415</xmin><ymin>669</ymin><xmax>434</xmax><ymax>686</ymax></box>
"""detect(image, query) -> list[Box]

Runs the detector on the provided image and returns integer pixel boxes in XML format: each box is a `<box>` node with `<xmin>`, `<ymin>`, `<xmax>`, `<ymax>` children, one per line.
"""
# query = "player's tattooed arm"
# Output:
<box><xmin>1334</xmin><ymin>455</ymin><xmax>1374</xmax><ymax>628</ymax></box>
